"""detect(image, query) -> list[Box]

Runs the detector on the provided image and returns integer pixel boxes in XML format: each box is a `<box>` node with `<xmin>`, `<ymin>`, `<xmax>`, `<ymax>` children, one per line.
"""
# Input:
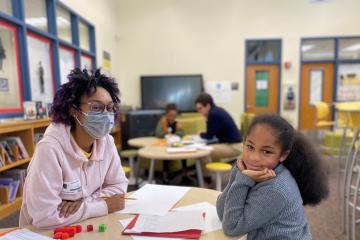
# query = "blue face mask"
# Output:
<box><xmin>75</xmin><ymin>111</ymin><xmax>115</xmax><ymax>139</ymax></box>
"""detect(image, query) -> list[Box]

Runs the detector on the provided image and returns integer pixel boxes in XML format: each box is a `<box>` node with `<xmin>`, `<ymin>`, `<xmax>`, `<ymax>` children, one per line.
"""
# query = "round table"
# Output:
<box><xmin>126</xmin><ymin>137</ymin><xmax>159</xmax><ymax>184</ymax></box>
<box><xmin>128</xmin><ymin>137</ymin><xmax>158</xmax><ymax>148</ymax></box>
<box><xmin>1</xmin><ymin>188</ymin><xmax>241</xmax><ymax>240</ymax></box>
<box><xmin>138</xmin><ymin>145</ymin><xmax>211</xmax><ymax>187</ymax></box>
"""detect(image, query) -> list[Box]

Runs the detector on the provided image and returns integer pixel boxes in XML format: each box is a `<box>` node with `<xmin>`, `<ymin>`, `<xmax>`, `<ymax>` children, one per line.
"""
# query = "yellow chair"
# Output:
<box><xmin>240</xmin><ymin>112</ymin><xmax>255</xmax><ymax>135</ymax></box>
<box><xmin>120</xmin><ymin>149</ymin><xmax>138</xmax><ymax>185</ymax></box>
<box><xmin>122</xmin><ymin>166</ymin><xmax>131</xmax><ymax>174</ymax></box>
<box><xmin>177</xmin><ymin>118</ymin><xmax>198</xmax><ymax>135</ymax></box>
<box><xmin>323</xmin><ymin>129</ymin><xmax>354</xmax><ymax>155</ymax></box>
<box><xmin>205</xmin><ymin>162</ymin><xmax>232</xmax><ymax>191</ymax></box>
<box><xmin>314</xmin><ymin>101</ymin><xmax>334</xmax><ymax>129</ymax></box>
<box><xmin>177</xmin><ymin>113</ymin><xmax>206</xmax><ymax>135</ymax></box>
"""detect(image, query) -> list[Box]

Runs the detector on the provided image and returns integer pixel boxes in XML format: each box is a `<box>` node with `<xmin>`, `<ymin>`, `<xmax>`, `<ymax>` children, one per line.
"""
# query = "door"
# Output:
<box><xmin>246</xmin><ymin>64</ymin><xmax>279</xmax><ymax>114</ymax></box>
<box><xmin>299</xmin><ymin>63</ymin><xmax>334</xmax><ymax>130</ymax></box>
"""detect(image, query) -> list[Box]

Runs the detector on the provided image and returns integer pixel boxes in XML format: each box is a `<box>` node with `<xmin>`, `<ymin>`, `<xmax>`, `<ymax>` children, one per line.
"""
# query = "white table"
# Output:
<box><xmin>128</xmin><ymin>137</ymin><xmax>158</xmax><ymax>148</ymax></box>
<box><xmin>0</xmin><ymin>188</ymin><xmax>242</xmax><ymax>240</ymax></box>
<box><xmin>138</xmin><ymin>145</ymin><xmax>211</xmax><ymax>187</ymax></box>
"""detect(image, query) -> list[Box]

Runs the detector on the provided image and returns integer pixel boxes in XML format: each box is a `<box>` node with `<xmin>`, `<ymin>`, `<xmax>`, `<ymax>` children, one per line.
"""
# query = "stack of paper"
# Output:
<box><xmin>122</xmin><ymin>211</ymin><xmax>204</xmax><ymax>239</ymax></box>
<box><xmin>117</xmin><ymin>184</ymin><xmax>190</xmax><ymax>216</ymax></box>
<box><xmin>0</xmin><ymin>229</ymin><xmax>52</xmax><ymax>240</ymax></box>
<box><xmin>174</xmin><ymin>202</ymin><xmax>222</xmax><ymax>234</ymax></box>
<box><xmin>120</xmin><ymin>218</ymin><xmax>182</xmax><ymax>240</ymax></box>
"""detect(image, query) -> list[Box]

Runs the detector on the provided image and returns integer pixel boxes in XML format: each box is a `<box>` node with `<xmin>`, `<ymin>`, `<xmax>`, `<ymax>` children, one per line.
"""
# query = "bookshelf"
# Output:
<box><xmin>0</xmin><ymin>158</ymin><xmax>31</xmax><ymax>172</ymax></box>
<box><xmin>0</xmin><ymin>118</ymin><xmax>121</xmax><ymax>220</ymax></box>
<box><xmin>0</xmin><ymin>118</ymin><xmax>50</xmax><ymax>219</ymax></box>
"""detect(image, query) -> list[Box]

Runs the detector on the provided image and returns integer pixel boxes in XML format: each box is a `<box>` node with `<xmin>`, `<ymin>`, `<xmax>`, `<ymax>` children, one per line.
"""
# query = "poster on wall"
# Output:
<box><xmin>205</xmin><ymin>81</ymin><xmax>231</xmax><ymax>103</ymax></box>
<box><xmin>59</xmin><ymin>45</ymin><xmax>75</xmax><ymax>84</ymax></box>
<box><xmin>27</xmin><ymin>33</ymin><xmax>55</xmax><ymax>103</ymax></box>
<box><xmin>255</xmin><ymin>71</ymin><xmax>269</xmax><ymax>107</ymax></box>
<box><xmin>309</xmin><ymin>69</ymin><xmax>323</xmax><ymax>105</ymax></box>
<box><xmin>0</xmin><ymin>20</ymin><xmax>23</xmax><ymax>113</ymax></box>
<box><xmin>337</xmin><ymin>64</ymin><xmax>360</xmax><ymax>101</ymax></box>
<box><xmin>102</xmin><ymin>50</ymin><xmax>111</xmax><ymax>76</ymax></box>
<box><xmin>81</xmin><ymin>54</ymin><xmax>92</xmax><ymax>73</ymax></box>
<box><xmin>283</xmin><ymin>83</ymin><xmax>296</xmax><ymax>110</ymax></box>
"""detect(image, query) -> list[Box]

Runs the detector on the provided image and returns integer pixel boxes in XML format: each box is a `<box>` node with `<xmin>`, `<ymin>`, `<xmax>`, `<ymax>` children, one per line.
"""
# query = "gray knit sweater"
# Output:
<box><xmin>216</xmin><ymin>164</ymin><xmax>311</xmax><ymax>240</ymax></box>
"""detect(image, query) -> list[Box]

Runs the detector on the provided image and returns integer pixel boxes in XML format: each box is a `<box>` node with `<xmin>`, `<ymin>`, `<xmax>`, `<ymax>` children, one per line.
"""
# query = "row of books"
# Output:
<box><xmin>34</xmin><ymin>132</ymin><xmax>45</xmax><ymax>145</ymax></box>
<box><xmin>0</xmin><ymin>137</ymin><xmax>29</xmax><ymax>167</ymax></box>
<box><xmin>0</xmin><ymin>168</ymin><xmax>27</xmax><ymax>204</ymax></box>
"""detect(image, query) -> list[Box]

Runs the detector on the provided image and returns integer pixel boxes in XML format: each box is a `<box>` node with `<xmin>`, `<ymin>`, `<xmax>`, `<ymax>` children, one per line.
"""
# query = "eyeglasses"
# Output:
<box><xmin>80</xmin><ymin>102</ymin><xmax>119</xmax><ymax>113</ymax></box>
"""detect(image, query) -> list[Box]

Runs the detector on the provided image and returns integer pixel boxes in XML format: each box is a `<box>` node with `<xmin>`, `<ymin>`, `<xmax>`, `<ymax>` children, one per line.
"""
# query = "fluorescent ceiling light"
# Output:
<box><xmin>343</xmin><ymin>44</ymin><xmax>360</xmax><ymax>52</ymax></box>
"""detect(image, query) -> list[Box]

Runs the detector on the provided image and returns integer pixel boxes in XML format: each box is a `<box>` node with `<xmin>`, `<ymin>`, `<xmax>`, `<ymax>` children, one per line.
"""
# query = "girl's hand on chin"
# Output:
<box><xmin>242</xmin><ymin>168</ymin><xmax>276</xmax><ymax>183</ymax></box>
<box><xmin>236</xmin><ymin>156</ymin><xmax>246</xmax><ymax>170</ymax></box>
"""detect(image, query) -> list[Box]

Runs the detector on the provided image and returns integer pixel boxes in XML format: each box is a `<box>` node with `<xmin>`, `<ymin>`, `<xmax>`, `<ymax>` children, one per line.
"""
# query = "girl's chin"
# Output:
<box><xmin>244</xmin><ymin>162</ymin><xmax>264</xmax><ymax>171</ymax></box>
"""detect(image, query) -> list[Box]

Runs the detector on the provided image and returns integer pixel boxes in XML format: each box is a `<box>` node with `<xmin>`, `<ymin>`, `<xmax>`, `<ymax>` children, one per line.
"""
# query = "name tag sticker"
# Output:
<box><xmin>62</xmin><ymin>179</ymin><xmax>82</xmax><ymax>194</ymax></box>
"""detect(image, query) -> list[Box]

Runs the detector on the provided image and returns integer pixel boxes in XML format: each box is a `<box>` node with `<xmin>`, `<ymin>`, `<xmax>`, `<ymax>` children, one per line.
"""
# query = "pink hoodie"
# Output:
<box><xmin>19</xmin><ymin>123</ymin><xmax>128</xmax><ymax>228</ymax></box>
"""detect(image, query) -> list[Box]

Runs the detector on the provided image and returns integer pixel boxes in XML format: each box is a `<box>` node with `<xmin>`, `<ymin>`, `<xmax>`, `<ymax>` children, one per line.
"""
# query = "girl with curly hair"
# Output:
<box><xmin>217</xmin><ymin>113</ymin><xmax>329</xmax><ymax>239</ymax></box>
<box><xmin>20</xmin><ymin>68</ymin><xmax>128</xmax><ymax>228</ymax></box>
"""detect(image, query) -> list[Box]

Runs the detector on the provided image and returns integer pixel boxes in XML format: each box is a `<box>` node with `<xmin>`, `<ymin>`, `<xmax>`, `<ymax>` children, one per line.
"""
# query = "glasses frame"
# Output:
<box><xmin>80</xmin><ymin>101</ymin><xmax>119</xmax><ymax>113</ymax></box>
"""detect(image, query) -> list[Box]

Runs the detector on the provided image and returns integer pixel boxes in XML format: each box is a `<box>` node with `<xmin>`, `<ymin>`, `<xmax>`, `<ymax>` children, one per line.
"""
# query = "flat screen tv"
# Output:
<box><xmin>141</xmin><ymin>75</ymin><xmax>203</xmax><ymax>112</ymax></box>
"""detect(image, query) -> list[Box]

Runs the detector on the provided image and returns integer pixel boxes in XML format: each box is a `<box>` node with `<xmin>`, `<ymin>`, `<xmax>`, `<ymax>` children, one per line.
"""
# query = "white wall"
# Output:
<box><xmin>62</xmin><ymin>0</ymin><xmax>360</xmax><ymax>128</ymax></box>
<box><xmin>116</xmin><ymin>0</ymin><xmax>360</xmax><ymax>127</ymax></box>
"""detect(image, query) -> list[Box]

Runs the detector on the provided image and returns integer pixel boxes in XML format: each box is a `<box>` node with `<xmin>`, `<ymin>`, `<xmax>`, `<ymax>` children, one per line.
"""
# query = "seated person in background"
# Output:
<box><xmin>155</xmin><ymin>103</ymin><xmax>184</xmax><ymax>138</ymax></box>
<box><xmin>195</xmin><ymin>93</ymin><xmax>242</xmax><ymax>162</ymax></box>
<box><xmin>19</xmin><ymin>69</ymin><xmax>128</xmax><ymax>228</ymax></box>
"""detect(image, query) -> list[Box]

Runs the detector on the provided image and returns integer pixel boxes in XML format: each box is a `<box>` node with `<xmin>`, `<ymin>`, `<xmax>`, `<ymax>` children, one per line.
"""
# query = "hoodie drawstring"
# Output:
<box><xmin>80</xmin><ymin>162</ymin><xmax>85</xmax><ymax>200</ymax></box>
<box><xmin>98</xmin><ymin>160</ymin><xmax>103</xmax><ymax>195</ymax></box>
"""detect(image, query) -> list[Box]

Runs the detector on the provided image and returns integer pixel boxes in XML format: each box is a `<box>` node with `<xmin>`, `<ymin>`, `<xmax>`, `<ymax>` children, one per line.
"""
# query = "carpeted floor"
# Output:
<box><xmin>0</xmin><ymin>154</ymin><xmax>352</xmax><ymax>240</ymax></box>
<box><xmin>304</xmin><ymin>154</ymin><xmax>345</xmax><ymax>240</ymax></box>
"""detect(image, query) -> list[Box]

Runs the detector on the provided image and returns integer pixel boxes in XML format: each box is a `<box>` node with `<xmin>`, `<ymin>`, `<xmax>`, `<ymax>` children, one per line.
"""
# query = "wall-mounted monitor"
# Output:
<box><xmin>141</xmin><ymin>75</ymin><xmax>203</xmax><ymax>112</ymax></box>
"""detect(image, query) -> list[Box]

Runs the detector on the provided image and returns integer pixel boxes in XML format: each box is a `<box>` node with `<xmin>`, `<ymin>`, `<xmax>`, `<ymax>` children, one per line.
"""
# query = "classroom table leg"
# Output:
<box><xmin>135</xmin><ymin>156</ymin><xmax>141</xmax><ymax>186</ymax></box>
<box><xmin>195</xmin><ymin>159</ymin><xmax>204</xmax><ymax>188</ymax></box>
<box><xmin>148</xmin><ymin>159</ymin><xmax>155</xmax><ymax>184</ymax></box>
<box><xmin>128</xmin><ymin>156</ymin><xmax>137</xmax><ymax>185</ymax></box>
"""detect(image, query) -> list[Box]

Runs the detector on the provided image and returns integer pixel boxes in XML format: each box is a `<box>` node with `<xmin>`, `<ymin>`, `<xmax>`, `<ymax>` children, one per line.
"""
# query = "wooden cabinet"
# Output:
<box><xmin>0</xmin><ymin>118</ymin><xmax>121</xmax><ymax>220</ymax></box>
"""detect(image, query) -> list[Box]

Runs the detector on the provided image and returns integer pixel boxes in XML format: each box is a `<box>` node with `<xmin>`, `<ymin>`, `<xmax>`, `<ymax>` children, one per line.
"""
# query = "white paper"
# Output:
<box><xmin>129</xmin><ymin>211</ymin><xmax>204</xmax><ymax>233</ymax></box>
<box><xmin>80</xmin><ymin>55</ymin><xmax>92</xmax><ymax>72</ymax></box>
<box><xmin>256</xmin><ymin>80</ymin><xmax>268</xmax><ymax>90</ymax></box>
<box><xmin>310</xmin><ymin>70</ymin><xmax>323</xmax><ymax>105</ymax></box>
<box><xmin>119</xmin><ymin>218</ymin><xmax>183</xmax><ymax>240</ymax></box>
<box><xmin>117</xmin><ymin>184</ymin><xmax>190</xmax><ymax>216</ymax></box>
<box><xmin>183</xmin><ymin>134</ymin><xmax>205</xmax><ymax>143</ymax></box>
<box><xmin>27</xmin><ymin>35</ymin><xmax>54</xmax><ymax>103</ymax></box>
<box><xmin>174</xmin><ymin>202</ymin><xmax>222</xmax><ymax>234</ymax></box>
<box><xmin>59</xmin><ymin>47</ymin><xmax>75</xmax><ymax>84</ymax></box>
<box><xmin>186</xmin><ymin>143</ymin><xmax>214</xmax><ymax>151</ymax></box>
<box><xmin>205</xmin><ymin>81</ymin><xmax>231</xmax><ymax>103</ymax></box>
<box><xmin>0</xmin><ymin>229</ymin><xmax>52</xmax><ymax>240</ymax></box>
<box><xmin>166</xmin><ymin>147</ymin><xmax>197</xmax><ymax>153</ymax></box>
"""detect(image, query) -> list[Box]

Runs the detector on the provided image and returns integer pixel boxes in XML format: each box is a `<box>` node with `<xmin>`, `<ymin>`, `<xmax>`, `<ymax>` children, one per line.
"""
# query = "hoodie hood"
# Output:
<box><xmin>43</xmin><ymin>123</ymin><xmax>107</xmax><ymax>163</ymax></box>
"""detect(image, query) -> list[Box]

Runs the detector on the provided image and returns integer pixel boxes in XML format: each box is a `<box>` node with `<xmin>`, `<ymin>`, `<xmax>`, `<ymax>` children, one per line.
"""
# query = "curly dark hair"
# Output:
<box><xmin>49</xmin><ymin>68</ymin><xmax>121</xmax><ymax>127</ymax></box>
<box><xmin>165</xmin><ymin>103</ymin><xmax>177</xmax><ymax>113</ymax></box>
<box><xmin>246</xmin><ymin>113</ymin><xmax>329</xmax><ymax>205</ymax></box>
